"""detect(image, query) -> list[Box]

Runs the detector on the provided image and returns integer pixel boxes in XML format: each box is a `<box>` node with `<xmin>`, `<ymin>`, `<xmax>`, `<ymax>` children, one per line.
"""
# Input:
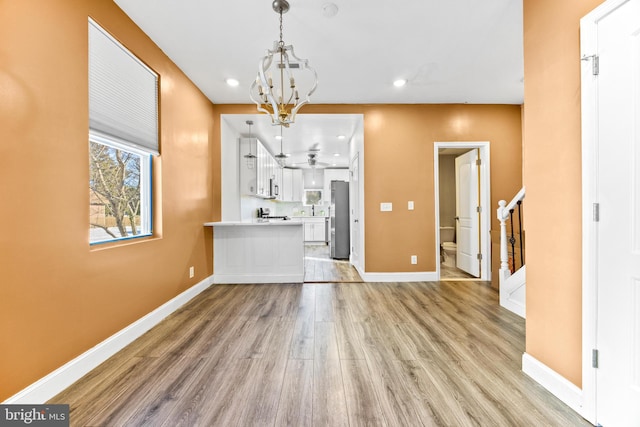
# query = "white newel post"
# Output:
<box><xmin>497</xmin><ymin>200</ymin><xmax>511</xmax><ymax>284</ymax></box>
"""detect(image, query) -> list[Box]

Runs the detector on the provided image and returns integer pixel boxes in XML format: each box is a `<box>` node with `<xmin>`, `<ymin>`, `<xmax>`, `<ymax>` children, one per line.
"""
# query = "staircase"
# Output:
<box><xmin>497</xmin><ymin>187</ymin><xmax>526</xmax><ymax>318</ymax></box>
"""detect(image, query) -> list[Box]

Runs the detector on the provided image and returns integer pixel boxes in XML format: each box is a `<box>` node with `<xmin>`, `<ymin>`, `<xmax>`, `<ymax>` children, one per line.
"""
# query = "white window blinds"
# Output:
<box><xmin>88</xmin><ymin>19</ymin><xmax>159</xmax><ymax>155</ymax></box>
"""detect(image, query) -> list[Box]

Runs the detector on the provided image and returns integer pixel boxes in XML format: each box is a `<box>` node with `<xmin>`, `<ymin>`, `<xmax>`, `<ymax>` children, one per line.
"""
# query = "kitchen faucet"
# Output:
<box><xmin>312</xmin><ymin>204</ymin><xmax>315</xmax><ymax>216</ymax></box>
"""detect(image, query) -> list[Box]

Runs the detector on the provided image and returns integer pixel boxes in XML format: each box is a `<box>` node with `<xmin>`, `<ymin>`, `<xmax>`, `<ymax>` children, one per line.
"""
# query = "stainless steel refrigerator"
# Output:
<box><xmin>330</xmin><ymin>180</ymin><xmax>350</xmax><ymax>259</ymax></box>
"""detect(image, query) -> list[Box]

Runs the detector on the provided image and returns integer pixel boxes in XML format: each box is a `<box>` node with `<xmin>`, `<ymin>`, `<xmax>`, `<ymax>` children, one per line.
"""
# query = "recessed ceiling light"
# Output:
<box><xmin>393</xmin><ymin>79</ymin><xmax>407</xmax><ymax>87</ymax></box>
<box><xmin>226</xmin><ymin>78</ymin><xmax>239</xmax><ymax>87</ymax></box>
<box><xmin>275</xmin><ymin>135</ymin><xmax>282</xmax><ymax>140</ymax></box>
<box><xmin>322</xmin><ymin>3</ymin><xmax>339</xmax><ymax>18</ymax></box>
<box><xmin>337</xmin><ymin>135</ymin><xmax>346</xmax><ymax>140</ymax></box>
<box><xmin>334</xmin><ymin>153</ymin><xmax>340</xmax><ymax>157</ymax></box>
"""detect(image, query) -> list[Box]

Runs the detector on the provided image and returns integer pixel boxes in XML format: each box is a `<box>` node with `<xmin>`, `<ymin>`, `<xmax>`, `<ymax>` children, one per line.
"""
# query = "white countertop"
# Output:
<box><xmin>204</xmin><ymin>221</ymin><xmax>303</xmax><ymax>227</ymax></box>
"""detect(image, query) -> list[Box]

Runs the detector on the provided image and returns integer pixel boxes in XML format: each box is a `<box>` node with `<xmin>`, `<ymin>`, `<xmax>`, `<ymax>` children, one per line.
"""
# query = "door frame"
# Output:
<box><xmin>434</xmin><ymin>142</ymin><xmax>491</xmax><ymax>281</ymax></box>
<box><xmin>349</xmin><ymin>153</ymin><xmax>362</xmax><ymax>271</ymax></box>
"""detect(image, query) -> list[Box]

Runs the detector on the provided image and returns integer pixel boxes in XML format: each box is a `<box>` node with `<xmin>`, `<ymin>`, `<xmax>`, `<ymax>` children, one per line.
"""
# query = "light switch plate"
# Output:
<box><xmin>380</xmin><ymin>202</ymin><xmax>393</xmax><ymax>212</ymax></box>
<box><xmin>408</xmin><ymin>201</ymin><xmax>414</xmax><ymax>210</ymax></box>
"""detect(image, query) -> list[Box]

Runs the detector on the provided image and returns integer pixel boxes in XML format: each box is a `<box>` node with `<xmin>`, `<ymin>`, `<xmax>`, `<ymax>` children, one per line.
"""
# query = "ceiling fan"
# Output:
<box><xmin>293</xmin><ymin>152</ymin><xmax>330</xmax><ymax>168</ymax></box>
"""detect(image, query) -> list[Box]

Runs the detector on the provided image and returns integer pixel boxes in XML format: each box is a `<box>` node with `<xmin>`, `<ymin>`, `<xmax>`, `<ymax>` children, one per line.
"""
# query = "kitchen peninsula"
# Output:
<box><xmin>204</xmin><ymin>221</ymin><xmax>304</xmax><ymax>284</ymax></box>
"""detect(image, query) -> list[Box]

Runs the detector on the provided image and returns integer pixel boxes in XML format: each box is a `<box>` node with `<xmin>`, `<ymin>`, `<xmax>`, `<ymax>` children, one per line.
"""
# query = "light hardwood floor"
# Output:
<box><xmin>50</xmin><ymin>281</ymin><xmax>590</xmax><ymax>426</ymax></box>
<box><xmin>439</xmin><ymin>263</ymin><xmax>477</xmax><ymax>280</ymax></box>
<box><xmin>304</xmin><ymin>244</ymin><xmax>362</xmax><ymax>283</ymax></box>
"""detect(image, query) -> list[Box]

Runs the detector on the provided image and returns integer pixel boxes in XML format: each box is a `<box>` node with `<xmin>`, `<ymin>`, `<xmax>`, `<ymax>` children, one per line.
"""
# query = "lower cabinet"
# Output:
<box><xmin>302</xmin><ymin>218</ymin><xmax>326</xmax><ymax>242</ymax></box>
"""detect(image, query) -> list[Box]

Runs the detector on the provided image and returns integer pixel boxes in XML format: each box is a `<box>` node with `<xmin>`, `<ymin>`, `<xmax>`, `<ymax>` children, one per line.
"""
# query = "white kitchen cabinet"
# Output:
<box><xmin>303</xmin><ymin>217</ymin><xmax>326</xmax><ymax>242</ymax></box>
<box><xmin>241</xmin><ymin>138</ymin><xmax>279</xmax><ymax>199</ymax></box>
<box><xmin>280</xmin><ymin>168</ymin><xmax>303</xmax><ymax>202</ymax></box>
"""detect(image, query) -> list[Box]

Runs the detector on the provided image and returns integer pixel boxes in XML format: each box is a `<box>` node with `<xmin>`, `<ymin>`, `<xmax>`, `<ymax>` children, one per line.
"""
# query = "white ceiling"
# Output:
<box><xmin>223</xmin><ymin>113</ymin><xmax>362</xmax><ymax>168</ymax></box>
<box><xmin>113</xmin><ymin>0</ymin><xmax>524</xmax><ymax>167</ymax></box>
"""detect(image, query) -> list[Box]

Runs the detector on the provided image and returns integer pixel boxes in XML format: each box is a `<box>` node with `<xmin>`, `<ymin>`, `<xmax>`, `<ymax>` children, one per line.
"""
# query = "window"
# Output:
<box><xmin>88</xmin><ymin>19</ymin><xmax>158</xmax><ymax>244</ymax></box>
<box><xmin>89</xmin><ymin>139</ymin><xmax>151</xmax><ymax>243</ymax></box>
<box><xmin>303</xmin><ymin>189</ymin><xmax>323</xmax><ymax>206</ymax></box>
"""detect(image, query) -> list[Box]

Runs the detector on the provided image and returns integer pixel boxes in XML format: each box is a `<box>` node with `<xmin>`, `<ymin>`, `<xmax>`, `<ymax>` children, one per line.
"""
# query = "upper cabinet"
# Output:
<box><xmin>281</xmin><ymin>168</ymin><xmax>303</xmax><ymax>202</ymax></box>
<box><xmin>240</xmin><ymin>137</ymin><xmax>280</xmax><ymax>199</ymax></box>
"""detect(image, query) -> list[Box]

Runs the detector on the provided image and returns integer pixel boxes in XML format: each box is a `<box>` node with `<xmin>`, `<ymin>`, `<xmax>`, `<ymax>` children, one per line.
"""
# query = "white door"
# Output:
<box><xmin>455</xmin><ymin>149</ymin><xmax>480</xmax><ymax>277</ymax></box>
<box><xmin>594</xmin><ymin>0</ymin><xmax>640</xmax><ymax>425</ymax></box>
<box><xmin>350</xmin><ymin>155</ymin><xmax>360</xmax><ymax>266</ymax></box>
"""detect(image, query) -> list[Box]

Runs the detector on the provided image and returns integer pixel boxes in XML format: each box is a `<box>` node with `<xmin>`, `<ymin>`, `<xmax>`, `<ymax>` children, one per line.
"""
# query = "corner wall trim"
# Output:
<box><xmin>3</xmin><ymin>276</ymin><xmax>214</xmax><ymax>404</ymax></box>
<box><xmin>522</xmin><ymin>353</ymin><xmax>585</xmax><ymax>417</ymax></box>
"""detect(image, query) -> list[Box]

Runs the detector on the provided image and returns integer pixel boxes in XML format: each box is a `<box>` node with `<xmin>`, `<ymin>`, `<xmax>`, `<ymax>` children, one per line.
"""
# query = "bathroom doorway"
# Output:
<box><xmin>434</xmin><ymin>142</ymin><xmax>491</xmax><ymax>281</ymax></box>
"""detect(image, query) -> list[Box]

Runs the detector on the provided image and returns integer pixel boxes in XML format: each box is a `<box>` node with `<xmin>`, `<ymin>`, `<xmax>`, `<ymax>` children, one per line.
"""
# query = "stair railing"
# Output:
<box><xmin>497</xmin><ymin>187</ymin><xmax>525</xmax><ymax>278</ymax></box>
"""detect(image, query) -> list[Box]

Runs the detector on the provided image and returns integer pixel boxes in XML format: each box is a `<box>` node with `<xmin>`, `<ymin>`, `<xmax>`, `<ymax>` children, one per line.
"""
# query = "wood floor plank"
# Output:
<box><xmin>290</xmin><ymin>284</ymin><xmax>316</xmax><ymax>360</ymax></box>
<box><xmin>83</xmin><ymin>355</ymin><xmax>206</xmax><ymax>426</ymax></box>
<box><xmin>358</xmin><ymin>320</ymin><xmax>416</xmax><ymax>361</ymax></box>
<box><xmin>394</xmin><ymin>358</ymin><xmax>469</xmax><ymax>427</ymax></box>
<box><xmin>49</xmin><ymin>282</ymin><xmax>591</xmax><ymax>427</ymax></box>
<box><xmin>313</xmin><ymin>358</ymin><xmax>349</xmax><ymax>427</ymax></box>
<box><xmin>363</xmin><ymin>351</ymin><xmax>431</xmax><ymax>427</ymax></box>
<box><xmin>275</xmin><ymin>359</ymin><xmax>313</xmax><ymax>427</ymax></box>
<box><xmin>315</xmin><ymin>283</ymin><xmax>336</xmax><ymax>322</ymax></box>
<box><xmin>304</xmin><ymin>243</ymin><xmax>363</xmax><ymax>283</ymax></box>
<box><xmin>335</xmin><ymin>318</ymin><xmax>365</xmax><ymax>360</ymax></box>
<box><xmin>314</xmin><ymin>321</ymin><xmax>340</xmax><ymax>360</ymax></box>
<box><xmin>341</xmin><ymin>358</ymin><xmax>387</xmax><ymax>426</ymax></box>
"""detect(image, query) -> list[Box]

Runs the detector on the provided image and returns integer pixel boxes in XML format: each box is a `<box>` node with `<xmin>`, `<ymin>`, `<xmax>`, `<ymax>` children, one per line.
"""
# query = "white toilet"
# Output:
<box><xmin>440</xmin><ymin>226</ymin><xmax>457</xmax><ymax>267</ymax></box>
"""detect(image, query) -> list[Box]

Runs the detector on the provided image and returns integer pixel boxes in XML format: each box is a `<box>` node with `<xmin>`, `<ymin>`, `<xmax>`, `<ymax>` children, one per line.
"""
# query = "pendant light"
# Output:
<box><xmin>274</xmin><ymin>125</ymin><xmax>288</xmax><ymax>166</ymax></box>
<box><xmin>243</xmin><ymin>120</ymin><xmax>257</xmax><ymax>169</ymax></box>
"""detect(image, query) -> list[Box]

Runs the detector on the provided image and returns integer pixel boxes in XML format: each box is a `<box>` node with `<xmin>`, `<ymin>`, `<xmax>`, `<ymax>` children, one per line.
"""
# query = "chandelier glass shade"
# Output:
<box><xmin>249</xmin><ymin>0</ymin><xmax>318</xmax><ymax>127</ymax></box>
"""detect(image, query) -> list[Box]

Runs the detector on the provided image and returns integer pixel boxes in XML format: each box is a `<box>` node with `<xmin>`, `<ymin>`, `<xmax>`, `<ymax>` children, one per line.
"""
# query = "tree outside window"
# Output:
<box><xmin>89</xmin><ymin>141</ymin><xmax>149</xmax><ymax>243</ymax></box>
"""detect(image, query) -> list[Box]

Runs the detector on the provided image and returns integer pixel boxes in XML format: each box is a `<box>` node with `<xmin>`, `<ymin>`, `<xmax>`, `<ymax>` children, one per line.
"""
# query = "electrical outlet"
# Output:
<box><xmin>380</xmin><ymin>202</ymin><xmax>393</xmax><ymax>212</ymax></box>
<box><xmin>189</xmin><ymin>266</ymin><xmax>195</xmax><ymax>278</ymax></box>
<box><xmin>411</xmin><ymin>255</ymin><xmax>417</xmax><ymax>264</ymax></box>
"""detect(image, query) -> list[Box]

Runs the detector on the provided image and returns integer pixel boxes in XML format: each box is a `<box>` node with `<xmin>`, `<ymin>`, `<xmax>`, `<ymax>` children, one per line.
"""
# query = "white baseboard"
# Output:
<box><xmin>358</xmin><ymin>270</ymin><xmax>438</xmax><ymax>282</ymax></box>
<box><xmin>212</xmin><ymin>273</ymin><xmax>304</xmax><ymax>284</ymax></box>
<box><xmin>522</xmin><ymin>353</ymin><xmax>584</xmax><ymax>416</ymax></box>
<box><xmin>3</xmin><ymin>276</ymin><xmax>214</xmax><ymax>404</ymax></box>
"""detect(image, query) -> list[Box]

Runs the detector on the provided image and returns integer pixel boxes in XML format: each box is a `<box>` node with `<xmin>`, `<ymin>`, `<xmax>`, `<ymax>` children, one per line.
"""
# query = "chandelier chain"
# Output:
<box><xmin>279</xmin><ymin>9</ymin><xmax>284</xmax><ymax>45</ymax></box>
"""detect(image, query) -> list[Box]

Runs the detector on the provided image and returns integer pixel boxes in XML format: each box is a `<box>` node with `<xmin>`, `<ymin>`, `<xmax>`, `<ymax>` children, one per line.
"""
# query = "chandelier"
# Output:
<box><xmin>249</xmin><ymin>0</ymin><xmax>318</xmax><ymax>127</ymax></box>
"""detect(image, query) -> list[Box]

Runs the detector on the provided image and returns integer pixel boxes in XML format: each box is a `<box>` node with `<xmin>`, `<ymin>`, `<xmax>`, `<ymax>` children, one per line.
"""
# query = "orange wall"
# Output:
<box><xmin>214</xmin><ymin>104</ymin><xmax>523</xmax><ymax>274</ymax></box>
<box><xmin>523</xmin><ymin>0</ymin><xmax>604</xmax><ymax>387</ymax></box>
<box><xmin>0</xmin><ymin>1</ymin><xmax>216</xmax><ymax>401</ymax></box>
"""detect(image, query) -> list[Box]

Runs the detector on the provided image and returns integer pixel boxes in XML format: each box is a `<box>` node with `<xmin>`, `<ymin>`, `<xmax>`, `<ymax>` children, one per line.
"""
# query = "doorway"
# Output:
<box><xmin>581</xmin><ymin>0</ymin><xmax>640</xmax><ymax>424</ymax></box>
<box><xmin>434</xmin><ymin>142</ymin><xmax>491</xmax><ymax>281</ymax></box>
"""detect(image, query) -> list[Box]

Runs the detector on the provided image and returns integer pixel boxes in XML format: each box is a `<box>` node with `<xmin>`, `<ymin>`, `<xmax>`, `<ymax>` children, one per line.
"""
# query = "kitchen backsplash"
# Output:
<box><xmin>255</xmin><ymin>200</ymin><xmax>330</xmax><ymax>218</ymax></box>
